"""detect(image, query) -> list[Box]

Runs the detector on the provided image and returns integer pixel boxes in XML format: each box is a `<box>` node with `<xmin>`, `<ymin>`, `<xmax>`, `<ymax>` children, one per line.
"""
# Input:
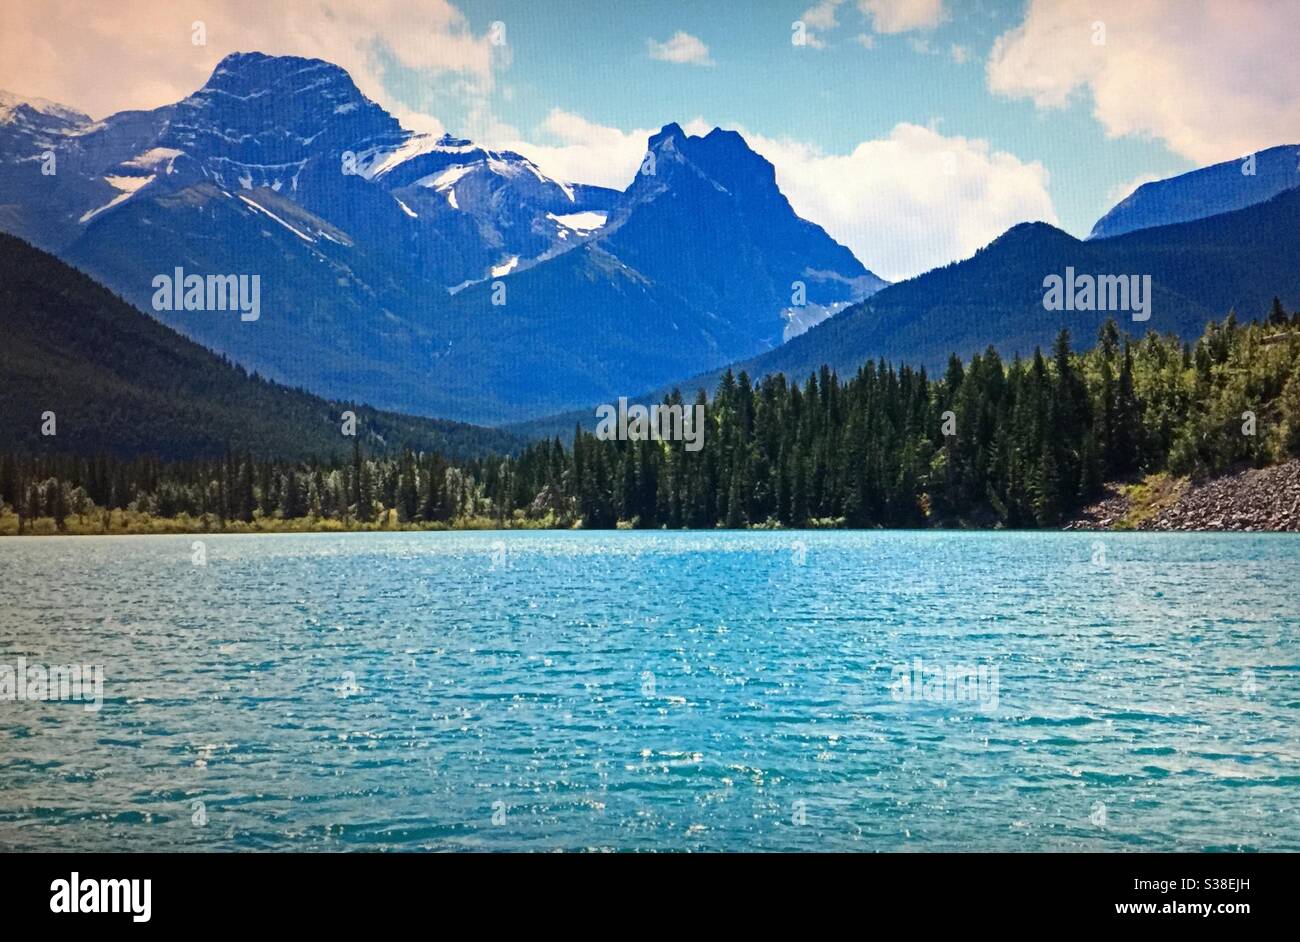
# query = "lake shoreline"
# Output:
<box><xmin>8</xmin><ymin>460</ymin><xmax>1300</xmax><ymax>537</ymax></box>
<box><xmin>1066</xmin><ymin>459</ymin><xmax>1300</xmax><ymax>532</ymax></box>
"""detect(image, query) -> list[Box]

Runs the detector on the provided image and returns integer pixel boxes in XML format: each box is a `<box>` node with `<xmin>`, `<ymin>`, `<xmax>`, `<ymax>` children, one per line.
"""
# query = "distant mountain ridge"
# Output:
<box><xmin>1090</xmin><ymin>144</ymin><xmax>1300</xmax><ymax>239</ymax></box>
<box><xmin>1</xmin><ymin>52</ymin><xmax>616</xmax><ymax>287</ymax></box>
<box><xmin>418</xmin><ymin>120</ymin><xmax>886</xmax><ymax>421</ymax></box>
<box><xmin>0</xmin><ymin>52</ymin><xmax>882</xmax><ymax>425</ymax></box>
<box><xmin>690</xmin><ymin>185</ymin><xmax>1300</xmax><ymax>393</ymax></box>
<box><xmin>509</xmin><ymin>179</ymin><xmax>1300</xmax><ymax>441</ymax></box>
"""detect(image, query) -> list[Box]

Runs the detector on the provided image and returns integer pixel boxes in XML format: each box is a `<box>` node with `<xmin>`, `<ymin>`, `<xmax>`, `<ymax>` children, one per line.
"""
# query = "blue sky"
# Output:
<box><xmin>391</xmin><ymin>0</ymin><xmax>1189</xmax><ymax>243</ymax></box>
<box><xmin>5</xmin><ymin>0</ymin><xmax>1294</xmax><ymax>281</ymax></box>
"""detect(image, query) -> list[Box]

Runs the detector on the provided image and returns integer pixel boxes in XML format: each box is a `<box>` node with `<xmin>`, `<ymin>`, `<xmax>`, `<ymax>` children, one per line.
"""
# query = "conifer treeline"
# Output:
<box><xmin>6</xmin><ymin>309</ymin><xmax>1300</xmax><ymax>532</ymax></box>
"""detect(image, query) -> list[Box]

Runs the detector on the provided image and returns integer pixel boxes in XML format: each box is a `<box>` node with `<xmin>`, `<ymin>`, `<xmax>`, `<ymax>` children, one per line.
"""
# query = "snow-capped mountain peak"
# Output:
<box><xmin>0</xmin><ymin>90</ymin><xmax>91</xmax><ymax>129</ymax></box>
<box><xmin>0</xmin><ymin>52</ymin><xmax>883</xmax><ymax>425</ymax></box>
<box><xmin>159</xmin><ymin>52</ymin><xmax>406</xmax><ymax>186</ymax></box>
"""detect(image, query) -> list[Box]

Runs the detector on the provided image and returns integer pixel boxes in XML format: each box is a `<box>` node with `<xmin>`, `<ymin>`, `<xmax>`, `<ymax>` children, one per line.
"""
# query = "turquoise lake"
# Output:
<box><xmin>1</xmin><ymin>530</ymin><xmax>1297</xmax><ymax>852</ymax></box>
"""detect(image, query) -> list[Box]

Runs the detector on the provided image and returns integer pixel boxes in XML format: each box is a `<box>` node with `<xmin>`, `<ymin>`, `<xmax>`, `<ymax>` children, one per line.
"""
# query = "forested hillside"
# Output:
<box><xmin>8</xmin><ymin>305</ymin><xmax>1300</xmax><ymax>533</ymax></box>
<box><xmin>676</xmin><ymin>186</ymin><xmax>1300</xmax><ymax>395</ymax></box>
<box><xmin>0</xmin><ymin>234</ymin><xmax>518</xmax><ymax>460</ymax></box>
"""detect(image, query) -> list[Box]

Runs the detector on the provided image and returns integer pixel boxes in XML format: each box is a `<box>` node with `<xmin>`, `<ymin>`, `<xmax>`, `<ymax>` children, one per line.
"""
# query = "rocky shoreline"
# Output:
<box><xmin>1067</xmin><ymin>460</ymin><xmax>1300</xmax><ymax>532</ymax></box>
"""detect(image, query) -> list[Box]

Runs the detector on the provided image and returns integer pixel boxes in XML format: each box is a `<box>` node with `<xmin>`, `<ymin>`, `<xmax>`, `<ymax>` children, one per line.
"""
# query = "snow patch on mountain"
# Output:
<box><xmin>0</xmin><ymin>90</ymin><xmax>90</xmax><ymax>127</ymax></box>
<box><xmin>365</xmin><ymin>132</ymin><xmax>478</xmax><ymax>179</ymax></box>
<box><xmin>238</xmin><ymin>194</ymin><xmax>316</xmax><ymax>243</ymax></box>
<box><xmin>422</xmin><ymin>164</ymin><xmax>475</xmax><ymax>190</ymax></box>
<box><xmin>79</xmin><ymin>174</ymin><xmax>155</xmax><ymax>222</ymax></box>
<box><xmin>548</xmin><ymin>211</ymin><xmax>608</xmax><ymax>232</ymax></box>
<box><xmin>122</xmin><ymin>147</ymin><xmax>184</xmax><ymax>174</ymax></box>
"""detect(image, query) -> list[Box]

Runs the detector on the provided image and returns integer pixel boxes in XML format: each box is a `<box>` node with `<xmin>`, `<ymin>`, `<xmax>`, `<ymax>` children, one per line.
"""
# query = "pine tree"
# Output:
<box><xmin>397</xmin><ymin>449</ymin><xmax>419</xmax><ymax>522</ymax></box>
<box><xmin>351</xmin><ymin>439</ymin><xmax>363</xmax><ymax>507</ymax></box>
<box><xmin>1096</xmin><ymin>319</ymin><xmax>1120</xmax><ymax>475</ymax></box>
<box><xmin>419</xmin><ymin>454</ymin><xmax>444</xmax><ymax>521</ymax></box>
<box><xmin>1115</xmin><ymin>342</ymin><xmax>1141</xmax><ymax>472</ymax></box>
<box><xmin>279</xmin><ymin>468</ymin><xmax>307</xmax><ymax>519</ymax></box>
<box><xmin>725</xmin><ymin>460</ymin><xmax>746</xmax><ymax>528</ymax></box>
<box><xmin>1049</xmin><ymin>328</ymin><xmax>1089</xmax><ymax>506</ymax></box>
<box><xmin>257</xmin><ymin>462</ymin><xmax>275</xmax><ymax>517</ymax></box>
<box><xmin>356</xmin><ymin>455</ymin><xmax>375</xmax><ymax>522</ymax></box>
<box><xmin>791</xmin><ymin>452</ymin><xmax>809</xmax><ymax>527</ymax></box>
<box><xmin>237</xmin><ymin>454</ymin><xmax>255</xmax><ymax>522</ymax></box>
<box><xmin>1268</xmin><ymin>296</ymin><xmax>1289</xmax><ymax>326</ymax></box>
<box><xmin>50</xmin><ymin>480</ymin><xmax>68</xmax><ymax>530</ymax></box>
<box><xmin>1278</xmin><ymin>360</ymin><xmax>1300</xmax><ymax>457</ymax></box>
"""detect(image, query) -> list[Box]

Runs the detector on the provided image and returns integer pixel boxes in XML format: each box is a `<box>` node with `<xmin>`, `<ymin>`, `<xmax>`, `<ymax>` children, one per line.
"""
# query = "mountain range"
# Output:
<box><xmin>513</xmin><ymin>168</ymin><xmax>1300</xmax><ymax>440</ymax></box>
<box><xmin>714</xmin><ymin>184</ymin><xmax>1300</xmax><ymax>388</ymax></box>
<box><xmin>2</xmin><ymin>52</ymin><xmax>1299</xmax><ymax>438</ymax></box>
<box><xmin>0</xmin><ymin>52</ymin><xmax>881</xmax><ymax>425</ymax></box>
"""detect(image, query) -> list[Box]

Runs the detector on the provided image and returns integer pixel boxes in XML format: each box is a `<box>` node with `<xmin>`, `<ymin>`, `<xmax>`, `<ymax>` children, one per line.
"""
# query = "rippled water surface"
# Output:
<box><xmin>1</xmin><ymin>530</ymin><xmax>1297</xmax><ymax>851</ymax></box>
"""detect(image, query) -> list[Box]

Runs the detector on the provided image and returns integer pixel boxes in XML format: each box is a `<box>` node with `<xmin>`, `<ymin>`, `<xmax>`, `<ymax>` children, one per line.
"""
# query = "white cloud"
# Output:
<box><xmin>388</xmin><ymin>108</ymin><xmax>448</xmax><ymax>138</ymax></box>
<box><xmin>805</xmin><ymin>0</ymin><xmax>943</xmax><ymax>45</ymax></box>
<box><xmin>4</xmin><ymin>0</ymin><xmax>1059</xmax><ymax>284</ymax></box>
<box><xmin>459</xmin><ymin>95</ymin><xmax>522</xmax><ymax>144</ymax></box>
<box><xmin>742</xmin><ymin>123</ymin><xmax>1058</xmax><ymax>282</ymax></box>
<box><xmin>495</xmin><ymin>109</ymin><xmax>659</xmax><ymax>191</ymax></box>
<box><xmin>857</xmin><ymin>0</ymin><xmax>948</xmax><ymax>34</ymax></box>
<box><xmin>949</xmin><ymin>44</ymin><xmax>970</xmax><ymax>65</ymax></box>
<box><xmin>801</xmin><ymin>0</ymin><xmax>844</xmax><ymax>30</ymax></box>
<box><xmin>797</xmin><ymin>0</ymin><xmax>844</xmax><ymax>47</ymax></box>
<box><xmin>508</xmin><ymin>113</ymin><xmax>1058</xmax><ymax>282</ymax></box>
<box><xmin>987</xmin><ymin>0</ymin><xmax>1300</xmax><ymax>164</ymax></box>
<box><xmin>680</xmin><ymin>118</ymin><xmax>716</xmax><ymax>138</ymax></box>
<box><xmin>0</xmin><ymin>0</ymin><xmax>498</xmax><ymax>122</ymax></box>
<box><xmin>647</xmin><ymin>32</ymin><xmax>715</xmax><ymax>66</ymax></box>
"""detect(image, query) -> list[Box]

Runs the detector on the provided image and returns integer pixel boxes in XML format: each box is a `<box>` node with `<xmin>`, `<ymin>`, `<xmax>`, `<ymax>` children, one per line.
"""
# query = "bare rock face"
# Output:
<box><xmin>1067</xmin><ymin>460</ymin><xmax>1300</xmax><ymax>531</ymax></box>
<box><xmin>1066</xmin><ymin>484</ymin><xmax>1132</xmax><ymax>530</ymax></box>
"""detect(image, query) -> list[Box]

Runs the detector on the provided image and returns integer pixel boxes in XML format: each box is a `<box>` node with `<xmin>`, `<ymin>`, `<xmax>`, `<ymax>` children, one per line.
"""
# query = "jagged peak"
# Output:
<box><xmin>209</xmin><ymin>50</ymin><xmax>340</xmax><ymax>77</ymax></box>
<box><xmin>653</xmin><ymin>121</ymin><xmax>686</xmax><ymax>141</ymax></box>
<box><xmin>702</xmin><ymin>126</ymin><xmax>746</xmax><ymax>146</ymax></box>
<box><xmin>636</xmin><ymin>121</ymin><xmax>777</xmax><ymax>196</ymax></box>
<box><xmin>0</xmin><ymin>88</ymin><xmax>90</xmax><ymax>126</ymax></box>
<box><xmin>200</xmin><ymin>51</ymin><xmax>367</xmax><ymax>103</ymax></box>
